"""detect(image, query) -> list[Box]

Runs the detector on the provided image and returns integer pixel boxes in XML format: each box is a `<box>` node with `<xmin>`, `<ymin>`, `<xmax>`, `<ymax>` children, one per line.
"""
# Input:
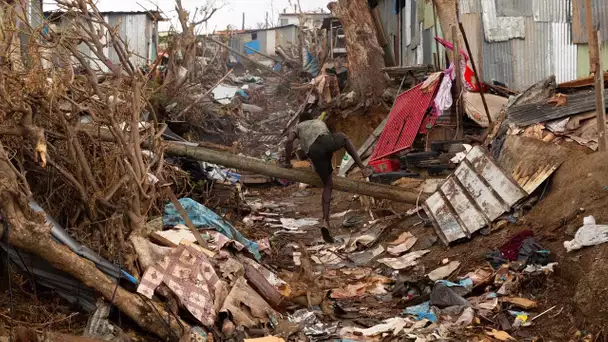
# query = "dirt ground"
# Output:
<box><xmin>242</xmin><ymin>143</ymin><xmax>608</xmax><ymax>341</ymax></box>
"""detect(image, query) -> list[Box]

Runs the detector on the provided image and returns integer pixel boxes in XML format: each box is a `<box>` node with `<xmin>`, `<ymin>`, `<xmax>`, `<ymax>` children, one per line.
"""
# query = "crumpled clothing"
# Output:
<box><xmin>499</xmin><ymin>230</ymin><xmax>534</xmax><ymax>261</ymax></box>
<box><xmin>164</xmin><ymin>198</ymin><xmax>261</xmax><ymax>260</ymax></box>
<box><xmin>137</xmin><ymin>244</ymin><xmax>228</xmax><ymax>327</ymax></box>
<box><xmin>435</xmin><ymin>65</ymin><xmax>454</xmax><ymax>112</ymax></box>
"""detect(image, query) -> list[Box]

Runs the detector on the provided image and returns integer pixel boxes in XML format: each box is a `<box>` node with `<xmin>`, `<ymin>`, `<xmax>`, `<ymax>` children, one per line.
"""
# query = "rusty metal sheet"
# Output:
<box><xmin>425</xmin><ymin>146</ymin><xmax>527</xmax><ymax>245</ymax></box>
<box><xmin>424</xmin><ymin>192</ymin><xmax>467</xmax><ymax>245</ymax></box>
<box><xmin>440</xmin><ymin>178</ymin><xmax>488</xmax><ymax>235</ymax></box>
<box><xmin>572</xmin><ymin>0</ymin><xmax>608</xmax><ymax>43</ymax></box>
<box><xmin>465</xmin><ymin>146</ymin><xmax>528</xmax><ymax>207</ymax></box>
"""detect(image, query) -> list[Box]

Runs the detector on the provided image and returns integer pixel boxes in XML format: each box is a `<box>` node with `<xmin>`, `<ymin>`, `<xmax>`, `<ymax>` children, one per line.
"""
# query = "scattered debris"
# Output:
<box><xmin>564</xmin><ymin>216</ymin><xmax>608</xmax><ymax>252</ymax></box>
<box><xmin>427</xmin><ymin>261</ymin><xmax>461</xmax><ymax>281</ymax></box>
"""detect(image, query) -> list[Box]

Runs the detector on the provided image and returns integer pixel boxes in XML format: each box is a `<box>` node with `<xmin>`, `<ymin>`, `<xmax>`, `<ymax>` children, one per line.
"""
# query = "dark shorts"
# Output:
<box><xmin>308</xmin><ymin>133</ymin><xmax>346</xmax><ymax>184</ymax></box>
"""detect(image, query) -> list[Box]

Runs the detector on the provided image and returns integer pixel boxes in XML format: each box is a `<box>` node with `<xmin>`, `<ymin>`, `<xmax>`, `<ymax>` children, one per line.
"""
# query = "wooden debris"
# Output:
<box><xmin>504</xmin><ymin>297</ymin><xmax>538</xmax><ymax>310</ymax></box>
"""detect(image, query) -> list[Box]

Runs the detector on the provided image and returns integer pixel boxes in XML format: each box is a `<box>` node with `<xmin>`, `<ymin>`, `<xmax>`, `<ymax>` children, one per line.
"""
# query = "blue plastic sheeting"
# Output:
<box><xmin>303</xmin><ymin>49</ymin><xmax>320</xmax><ymax>77</ymax></box>
<box><xmin>163</xmin><ymin>198</ymin><xmax>261</xmax><ymax>261</ymax></box>
<box><xmin>244</xmin><ymin>40</ymin><xmax>260</xmax><ymax>55</ymax></box>
<box><xmin>437</xmin><ymin>278</ymin><xmax>474</xmax><ymax>290</ymax></box>
<box><xmin>403</xmin><ymin>301</ymin><xmax>438</xmax><ymax>322</ymax></box>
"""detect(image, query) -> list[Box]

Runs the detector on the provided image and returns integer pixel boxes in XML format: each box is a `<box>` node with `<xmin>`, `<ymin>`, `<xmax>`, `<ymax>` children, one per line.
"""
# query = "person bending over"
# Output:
<box><xmin>282</xmin><ymin>113</ymin><xmax>372</xmax><ymax>243</ymax></box>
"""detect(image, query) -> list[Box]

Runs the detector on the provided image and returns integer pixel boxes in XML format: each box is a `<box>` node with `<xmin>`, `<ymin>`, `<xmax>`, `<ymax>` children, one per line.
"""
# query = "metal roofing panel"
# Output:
<box><xmin>425</xmin><ymin>146</ymin><xmax>527</xmax><ymax>245</ymax></box>
<box><xmin>496</xmin><ymin>0</ymin><xmax>533</xmax><ymax>17</ymax></box>
<box><xmin>481</xmin><ymin>0</ymin><xmax>526</xmax><ymax>42</ymax></box>
<box><xmin>533</xmin><ymin>0</ymin><xmax>570</xmax><ymax>22</ymax></box>
<box><xmin>378</xmin><ymin>0</ymin><xmax>398</xmax><ymax>57</ymax></box>
<box><xmin>405</xmin><ymin>0</ymin><xmax>412</xmax><ymax>46</ymax></box>
<box><xmin>440</xmin><ymin>177</ymin><xmax>488</xmax><ymax>235</ymax></box>
<box><xmin>481</xmin><ymin>40</ymin><xmax>515</xmax><ymax>87</ymax></box>
<box><xmin>552</xmin><ymin>22</ymin><xmax>578</xmax><ymax>84</ymax></box>
<box><xmin>423</xmin><ymin>28</ymin><xmax>433</xmax><ymax>65</ymax></box>
<box><xmin>370</xmin><ymin>81</ymin><xmax>441</xmax><ymax>161</ymax></box>
<box><xmin>507</xmin><ymin>89</ymin><xmax>604</xmax><ymax>126</ymax></box>
<box><xmin>461</xmin><ymin>13</ymin><xmax>483</xmax><ymax>77</ymax></box>
<box><xmin>465</xmin><ymin>146</ymin><xmax>528</xmax><ymax>207</ymax></box>
<box><xmin>512</xmin><ymin>18</ymin><xmax>553</xmax><ymax>91</ymax></box>
<box><xmin>425</xmin><ymin>192</ymin><xmax>468</xmax><ymax>244</ymax></box>
<box><xmin>460</xmin><ymin>0</ymin><xmax>482</xmax><ymax>14</ymax></box>
<box><xmin>454</xmin><ymin>162</ymin><xmax>506</xmax><ymax>221</ymax></box>
<box><xmin>572</xmin><ymin>0</ymin><xmax>608</xmax><ymax>43</ymax></box>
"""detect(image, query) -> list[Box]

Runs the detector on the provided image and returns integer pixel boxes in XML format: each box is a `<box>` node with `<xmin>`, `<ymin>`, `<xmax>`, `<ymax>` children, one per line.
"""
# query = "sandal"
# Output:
<box><xmin>320</xmin><ymin>223</ymin><xmax>335</xmax><ymax>243</ymax></box>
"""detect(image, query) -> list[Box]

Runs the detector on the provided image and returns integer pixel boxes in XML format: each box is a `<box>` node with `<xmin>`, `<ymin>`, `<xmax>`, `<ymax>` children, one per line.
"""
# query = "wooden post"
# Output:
<box><xmin>585</xmin><ymin>0</ymin><xmax>598</xmax><ymax>74</ymax></box>
<box><xmin>452</xmin><ymin>25</ymin><xmax>464</xmax><ymax>138</ymax></box>
<box><xmin>459</xmin><ymin>22</ymin><xmax>492</xmax><ymax>125</ymax></box>
<box><xmin>594</xmin><ymin>30</ymin><xmax>607</xmax><ymax>151</ymax></box>
<box><xmin>432</xmin><ymin>0</ymin><xmax>441</xmax><ymax>68</ymax></box>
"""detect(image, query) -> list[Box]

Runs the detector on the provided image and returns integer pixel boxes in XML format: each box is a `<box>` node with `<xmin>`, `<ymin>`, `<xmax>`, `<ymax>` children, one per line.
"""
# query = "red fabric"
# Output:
<box><xmin>370</xmin><ymin>82</ymin><xmax>441</xmax><ymax>161</ymax></box>
<box><xmin>499</xmin><ymin>230</ymin><xmax>534</xmax><ymax>261</ymax></box>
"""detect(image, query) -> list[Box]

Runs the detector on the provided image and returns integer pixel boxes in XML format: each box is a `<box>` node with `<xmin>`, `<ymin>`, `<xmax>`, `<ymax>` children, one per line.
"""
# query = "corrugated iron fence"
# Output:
<box><xmin>377</xmin><ymin>0</ymin><xmax>606</xmax><ymax>91</ymax></box>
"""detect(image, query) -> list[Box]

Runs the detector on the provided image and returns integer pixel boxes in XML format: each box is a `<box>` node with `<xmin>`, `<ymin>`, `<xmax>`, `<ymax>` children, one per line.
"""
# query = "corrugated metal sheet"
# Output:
<box><xmin>459</xmin><ymin>0</ymin><xmax>482</xmax><ymax>14</ymax></box>
<box><xmin>410</xmin><ymin>0</ymin><xmax>419</xmax><ymax>48</ymax></box>
<box><xmin>481</xmin><ymin>0</ymin><xmax>525</xmax><ymax>42</ymax></box>
<box><xmin>405</xmin><ymin>0</ymin><xmax>412</xmax><ymax>46</ymax></box>
<box><xmin>424</xmin><ymin>146</ymin><xmax>527</xmax><ymax>245</ymax></box>
<box><xmin>496</xmin><ymin>0</ymin><xmax>533</xmax><ymax>17</ymax></box>
<box><xmin>423</xmin><ymin>28</ymin><xmax>433</xmax><ymax>65</ymax></box>
<box><xmin>423</xmin><ymin>0</ymin><xmax>435</xmax><ymax>29</ymax></box>
<box><xmin>552</xmin><ymin>22</ymin><xmax>577</xmax><ymax>84</ymax></box>
<box><xmin>377</xmin><ymin>0</ymin><xmax>398</xmax><ymax>61</ymax></box>
<box><xmin>370</xmin><ymin>81</ymin><xmax>440</xmax><ymax>161</ymax></box>
<box><xmin>482</xmin><ymin>40</ymin><xmax>515</xmax><ymax>88</ymax></box>
<box><xmin>461</xmin><ymin>13</ymin><xmax>483</xmax><ymax>77</ymax></box>
<box><xmin>577</xmin><ymin>44</ymin><xmax>608</xmax><ymax>78</ymax></box>
<box><xmin>533</xmin><ymin>0</ymin><xmax>570</xmax><ymax>23</ymax></box>
<box><xmin>512</xmin><ymin>18</ymin><xmax>552</xmax><ymax>91</ymax></box>
<box><xmin>572</xmin><ymin>0</ymin><xmax>608</xmax><ymax>43</ymax></box>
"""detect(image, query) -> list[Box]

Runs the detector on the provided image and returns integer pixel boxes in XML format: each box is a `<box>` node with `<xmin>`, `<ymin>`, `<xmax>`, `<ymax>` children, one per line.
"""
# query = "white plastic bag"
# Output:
<box><xmin>564</xmin><ymin>216</ymin><xmax>608</xmax><ymax>252</ymax></box>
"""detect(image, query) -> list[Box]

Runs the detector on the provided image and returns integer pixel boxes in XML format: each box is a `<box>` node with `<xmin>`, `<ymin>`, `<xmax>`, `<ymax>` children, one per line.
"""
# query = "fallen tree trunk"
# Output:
<box><xmin>0</xmin><ymin>146</ymin><xmax>188</xmax><ymax>341</ymax></box>
<box><xmin>164</xmin><ymin>143</ymin><xmax>421</xmax><ymax>204</ymax></box>
<box><xmin>87</xmin><ymin>127</ymin><xmax>422</xmax><ymax>203</ymax></box>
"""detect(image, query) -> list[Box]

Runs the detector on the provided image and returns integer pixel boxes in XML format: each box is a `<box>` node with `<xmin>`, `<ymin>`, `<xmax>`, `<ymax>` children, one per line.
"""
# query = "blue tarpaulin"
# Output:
<box><xmin>303</xmin><ymin>49</ymin><xmax>320</xmax><ymax>77</ymax></box>
<box><xmin>244</xmin><ymin>40</ymin><xmax>260</xmax><ymax>55</ymax></box>
<box><xmin>163</xmin><ymin>198</ymin><xmax>261</xmax><ymax>261</ymax></box>
<box><xmin>403</xmin><ymin>301</ymin><xmax>438</xmax><ymax>322</ymax></box>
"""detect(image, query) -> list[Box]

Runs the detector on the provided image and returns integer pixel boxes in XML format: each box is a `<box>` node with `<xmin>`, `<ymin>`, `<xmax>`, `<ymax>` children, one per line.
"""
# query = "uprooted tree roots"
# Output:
<box><xmin>0</xmin><ymin>0</ymin><xmax>222</xmax><ymax>339</ymax></box>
